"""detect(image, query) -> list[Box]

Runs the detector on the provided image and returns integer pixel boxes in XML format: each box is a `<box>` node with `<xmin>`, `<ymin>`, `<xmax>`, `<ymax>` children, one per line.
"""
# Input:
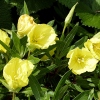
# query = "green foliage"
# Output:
<box><xmin>29</xmin><ymin>75</ymin><xmax>44</xmax><ymax>100</ymax></box>
<box><xmin>58</xmin><ymin>0</ymin><xmax>80</xmax><ymax>8</ymax></box>
<box><xmin>5</xmin><ymin>0</ymin><xmax>56</xmax><ymax>13</ymax></box>
<box><xmin>0</xmin><ymin>0</ymin><xmax>11</xmax><ymax>29</ymax></box>
<box><xmin>76</xmin><ymin>0</ymin><xmax>100</xmax><ymax>29</ymax></box>
<box><xmin>53</xmin><ymin>70</ymin><xmax>71</xmax><ymax>100</ymax></box>
<box><xmin>1</xmin><ymin>0</ymin><xmax>100</xmax><ymax>100</ymax></box>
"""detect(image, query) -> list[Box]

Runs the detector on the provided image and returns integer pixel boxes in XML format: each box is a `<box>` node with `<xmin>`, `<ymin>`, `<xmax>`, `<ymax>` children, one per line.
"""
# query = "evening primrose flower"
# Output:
<box><xmin>0</xmin><ymin>30</ymin><xmax>10</xmax><ymax>53</ymax></box>
<box><xmin>3</xmin><ymin>58</ymin><xmax>34</xmax><ymax>91</ymax></box>
<box><xmin>66</xmin><ymin>47</ymin><xmax>98</xmax><ymax>75</ymax></box>
<box><xmin>27</xmin><ymin>24</ymin><xmax>57</xmax><ymax>51</ymax></box>
<box><xmin>84</xmin><ymin>35</ymin><xmax>100</xmax><ymax>60</ymax></box>
<box><xmin>17</xmin><ymin>14</ymin><xmax>36</xmax><ymax>38</ymax></box>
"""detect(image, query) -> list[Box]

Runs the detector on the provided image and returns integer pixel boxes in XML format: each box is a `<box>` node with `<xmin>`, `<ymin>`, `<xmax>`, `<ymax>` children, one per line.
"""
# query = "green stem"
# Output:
<box><xmin>27</xmin><ymin>50</ymin><xmax>30</xmax><ymax>58</ymax></box>
<box><xmin>28</xmin><ymin>96</ymin><xmax>30</xmax><ymax>100</ymax></box>
<box><xmin>60</xmin><ymin>24</ymin><xmax>66</xmax><ymax>40</ymax></box>
<box><xmin>12</xmin><ymin>92</ymin><xmax>15</xmax><ymax>100</ymax></box>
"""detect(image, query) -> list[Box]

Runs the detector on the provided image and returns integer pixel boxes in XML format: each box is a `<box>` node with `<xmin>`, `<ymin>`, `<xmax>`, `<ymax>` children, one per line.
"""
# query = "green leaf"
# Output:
<box><xmin>59</xmin><ymin>85</ymin><xmax>69</xmax><ymax>99</ymax></box>
<box><xmin>53</xmin><ymin>70</ymin><xmax>71</xmax><ymax>100</ymax></box>
<box><xmin>63</xmin><ymin>93</ymin><xmax>70</xmax><ymax>100</ymax></box>
<box><xmin>26</xmin><ymin>0</ymin><xmax>56</xmax><ymax>12</ymax></box>
<box><xmin>36</xmin><ymin>64</ymin><xmax>57</xmax><ymax>79</ymax></box>
<box><xmin>41</xmin><ymin>91</ymin><xmax>51</xmax><ymax>100</ymax></box>
<box><xmin>0</xmin><ymin>40</ymin><xmax>20</xmax><ymax>57</ymax></box>
<box><xmin>0</xmin><ymin>0</ymin><xmax>11</xmax><ymax>29</ymax></box>
<box><xmin>28</xmin><ymin>55</ymin><xmax>40</xmax><ymax>64</ymax></box>
<box><xmin>9</xmin><ymin>0</ymin><xmax>56</xmax><ymax>13</ymax></box>
<box><xmin>73</xmin><ymin>36</ymin><xmax>88</xmax><ymax>48</ymax></box>
<box><xmin>76</xmin><ymin>0</ymin><xmax>100</xmax><ymax>29</ymax></box>
<box><xmin>20</xmin><ymin>1</ymin><xmax>29</xmax><ymax>15</ymax></box>
<box><xmin>88</xmin><ymin>89</ymin><xmax>94</xmax><ymax>100</ymax></box>
<box><xmin>0</xmin><ymin>79</ymin><xmax>10</xmax><ymax>90</ymax></box>
<box><xmin>29</xmin><ymin>75</ymin><xmax>44</xmax><ymax>100</ymax></box>
<box><xmin>12</xmin><ymin>31</ymin><xmax>21</xmax><ymax>53</ymax></box>
<box><xmin>65</xmin><ymin>80</ymin><xmax>84</xmax><ymax>93</ymax></box>
<box><xmin>73</xmin><ymin>90</ymin><xmax>91</xmax><ymax>100</ymax></box>
<box><xmin>15</xmin><ymin>97</ymin><xmax>20</xmax><ymax>100</ymax></box>
<box><xmin>47</xmin><ymin>20</ymin><xmax>55</xmax><ymax>26</ymax></box>
<box><xmin>72</xmin><ymin>84</ymin><xmax>84</xmax><ymax>93</ymax></box>
<box><xmin>58</xmin><ymin>23</ymin><xmax>79</xmax><ymax>58</ymax></box>
<box><xmin>22</xmin><ymin>87</ymin><xmax>33</xmax><ymax>96</ymax></box>
<box><xmin>58</xmin><ymin>0</ymin><xmax>79</xmax><ymax>8</ymax></box>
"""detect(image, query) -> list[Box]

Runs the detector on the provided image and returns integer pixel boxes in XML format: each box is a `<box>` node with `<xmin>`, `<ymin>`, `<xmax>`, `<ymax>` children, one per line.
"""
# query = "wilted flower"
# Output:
<box><xmin>84</xmin><ymin>33</ymin><xmax>100</xmax><ymax>60</ymax></box>
<box><xmin>0</xmin><ymin>29</ymin><xmax>10</xmax><ymax>53</ymax></box>
<box><xmin>17</xmin><ymin>14</ymin><xmax>36</xmax><ymax>38</ymax></box>
<box><xmin>27</xmin><ymin>24</ymin><xmax>57</xmax><ymax>51</ymax></box>
<box><xmin>3</xmin><ymin>57</ymin><xmax>34</xmax><ymax>91</ymax></box>
<box><xmin>66</xmin><ymin>47</ymin><xmax>98</xmax><ymax>75</ymax></box>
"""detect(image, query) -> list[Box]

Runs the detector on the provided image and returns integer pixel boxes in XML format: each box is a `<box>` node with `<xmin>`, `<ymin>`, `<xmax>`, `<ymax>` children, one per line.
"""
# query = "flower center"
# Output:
<box><xmin>32</xmin><ymin>39</ymin><xmax>37</xmax><ymax>42</ymax></box>
<box><xmin>77</xmin><ymin>57</ymin><xmax>84</xmax><ymax>63</ymax></box>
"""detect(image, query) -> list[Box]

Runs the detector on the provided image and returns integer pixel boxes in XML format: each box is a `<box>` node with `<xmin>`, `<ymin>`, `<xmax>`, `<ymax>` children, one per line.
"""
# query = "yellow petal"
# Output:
<box><xmin>0</xmin><ymin>30</ymin><xmax>10</xmax><ymax>53</ymax></box>
<box><xmin>17</xmin><ymin>14</ymin><xmax>36</xmax><ymax>38</ymax></box>
<box><xmin>27</xmin><ymin>24</ymin><xmax>57</xmax><ymax>51</ymax></box>
<box><xmin>3</xmin><ymin>58</ymin><xmax>34</xmax><ymax>90</ymax></box>
<box><xmin>84</xmin><ymin>38</ymin><xmax>100</xmax><ymax>60</ymax></box>
<box><xmin>66</xmin><ymin>47</ymin><xmax>98</xmax><ymax>75</ymax></box>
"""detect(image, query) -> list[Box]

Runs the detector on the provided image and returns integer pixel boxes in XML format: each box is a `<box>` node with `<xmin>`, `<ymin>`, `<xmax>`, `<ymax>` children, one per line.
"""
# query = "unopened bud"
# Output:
<box><xmin>65</xmin><ymin>2</ymin><xmax>78</xmax><ymax>27</ymax></box>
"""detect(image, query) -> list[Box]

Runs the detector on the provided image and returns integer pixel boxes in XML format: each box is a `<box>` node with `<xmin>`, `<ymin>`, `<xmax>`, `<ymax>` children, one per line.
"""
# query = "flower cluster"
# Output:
<box><xmin>17</xmin><ymin>14</ymin><xmax>57</xmax><ymax>51</ymax></box>
<box><xmin>66</xmin><ymin>32</ymin><xmax>100</xmax><ymax>75</ymax></box>
<box><xmin>0</xmin><ymin>14</ymin><xmax>57</xmax><ymax>91</ymax></box>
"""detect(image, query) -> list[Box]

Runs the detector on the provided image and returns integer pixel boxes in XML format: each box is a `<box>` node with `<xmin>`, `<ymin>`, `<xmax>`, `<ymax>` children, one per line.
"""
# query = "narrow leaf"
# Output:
<box><xmin>63</xmin><ymin>93</ymin><xmax>70</xmax><ymax>100</ymax></box>
<box><xmin>36</xmin><ymin>64</ymin><xmax>57</xmax><ymax>79</ymax></box>
<box><xmin>29</xmin><ymin>75</ymin><xmax>43</xmax><ymax>100</ymax></box>
<box><xmin>0</xmin><ymin>40</ymin><xmax>20</xmax><ymax>57</ymax></box>
<box><xmin>88</xmin><ymin>88</ymin><xmax>94</xmax><ymax>100</ymax></box>
<box><xmin>47</xmin><ymin>20</ymin><xmax>55</xmax><ymax>26</ymax></box>
<box><xmin>12</xmin><ymin>31</ymin><xmax>21</xmax><ymax>53</ymax></box>
<box><xmin>73</xmin><ymin>90</ymin><xmax>90</xmax><ymax>100</ymax></box>
<box><xmin>73</xmin><ymin>36</ymin><xmax>88</xmax><ymax>48</ymax></box>
<box><xmin>20</xmin><ymin>1</ymin><xmax>29</xmax><ymax>15</ymax></box>
<box><xmin>59</xmin><ymin>23</ymin><xmax>79</xmax><ymax>58</ymax></box>
<box><xmin>28</xmin><ymin>55</ymin><xmax>40</xmax><ymax>64</ymax></box>
<box><xmin>53</xmin><ymin>70</ymin><xmax>71</xmax><ymax>100</ymax></box>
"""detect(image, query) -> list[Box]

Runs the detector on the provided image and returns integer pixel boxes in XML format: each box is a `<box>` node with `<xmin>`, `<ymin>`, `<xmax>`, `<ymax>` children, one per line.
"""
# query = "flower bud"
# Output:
<box><xmin>65</xmin><ymin>2</ymin><xmax>78</xmax><ymax>27</ymax></box>
<box><xmin>17</xmin><ymin>14</ymin><xmax>36</xmax><ymax>38</ymax></box>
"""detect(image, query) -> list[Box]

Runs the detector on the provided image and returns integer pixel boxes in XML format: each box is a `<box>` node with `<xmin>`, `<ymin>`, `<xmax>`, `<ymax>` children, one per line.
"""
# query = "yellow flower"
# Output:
<box><xmin>84</xmin><ymin>37</ymin><xmax>100</xmax><ymax>60</ymax></box>
<box><xmin>17</xmin><ymin>14</ymin><xmax>36</xmax><ymax>38</ymax></box>
<box><xmin>27</xmin><ymin>24</ymin><xmax>57</xmax><ymax>51</ymax></box>
<box><xmin>3</xmin><ymin>58</ymin><xmax>34</xmax><ymax>90</ymax></box>
<box><xmin>0</xmin><ymin>30</ymin><xmax>10</xmax><ymax>53</ymax></box>
<box><xmin>66</xmin><ymin>47</ymin><xmax>98</xmax><ymax>75</ymax></box>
